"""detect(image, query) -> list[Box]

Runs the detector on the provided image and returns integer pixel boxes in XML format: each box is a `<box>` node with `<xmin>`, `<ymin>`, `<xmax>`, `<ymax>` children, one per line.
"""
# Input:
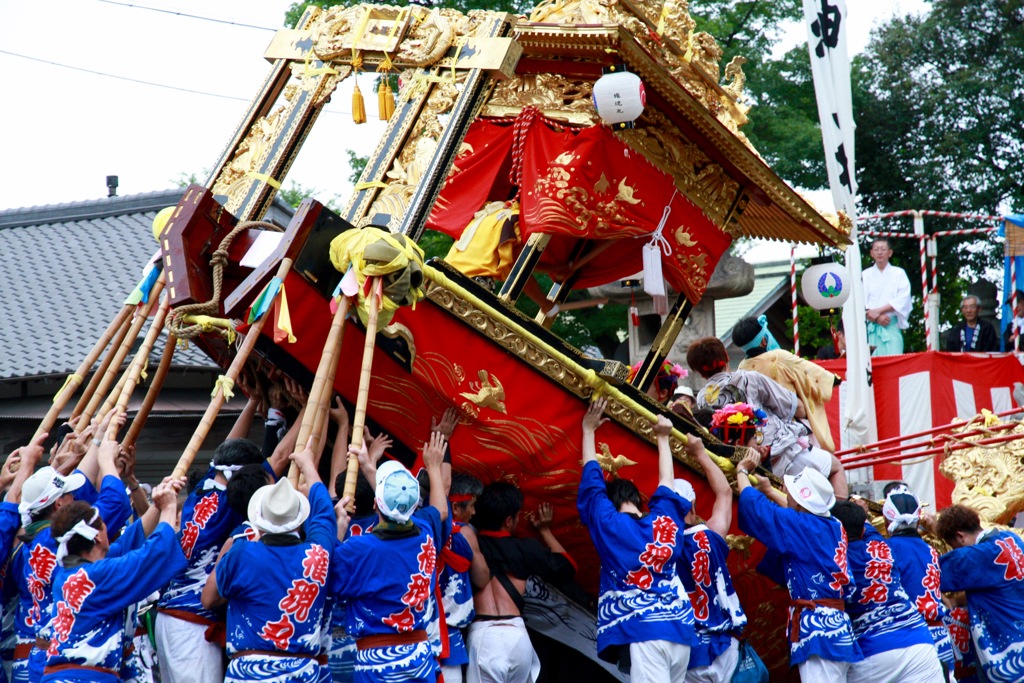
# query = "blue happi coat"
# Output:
<box><xmin>577</xmin><ymin>461</ymin><xmax>696</xmax><ymax>660</ymax></box>
<box><xmin>43</xmin><ymin>521</ymin><xmax>186</xmax><ymax>683</ymax></box>
<box><xmin>678</xmin><ymin>524</ymin><xmax>747</xmax><ymax>668</ymax></box>
<box><xmin>940</xmin><ymin>529</ymin><xmax>1024</xmax><ymax>683</ymax></box>
<box><xmin>887</xmin><ymin>531</ymin><xmax>954</xmax><ymax>665</ymax></box>
<box><xmin>216</xmin><ymin>482</ymin><xmax>335</xmax><ymax>683</ymax></box>
<box><xmin>843</xmin><ymin>524</ymin><xmax>933</xmax><ymax>658</ymax></box>
<box><xmin>329</xmin><ymin>506</ymin><xmax>443</xmax><ymax>683</ymax></box>
<box><xmin>438</xmin><ymin>522</ymin><xmax>474</xmax><ymax>666</ymax></box>
<box><xmin>738</xmin><ymin>487</ymin><xmax>861</xmax><ymax>666</ymax></box>
<box><xmin>12</xmin><ymin>475</ymin><xmax>129</xmax><ymax>642</ymax></box>
<box><xmin>159</xmin><ymin>461</ymin><xmax>275</xmax><ymax>623</ymax></box>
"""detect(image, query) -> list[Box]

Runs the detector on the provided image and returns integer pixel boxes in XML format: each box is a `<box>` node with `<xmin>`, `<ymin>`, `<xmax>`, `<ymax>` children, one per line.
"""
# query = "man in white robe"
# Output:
<box><xmin>862</xmin><ymin>238</ymin><xmax>912</xmax><ymax>356</ymax></box>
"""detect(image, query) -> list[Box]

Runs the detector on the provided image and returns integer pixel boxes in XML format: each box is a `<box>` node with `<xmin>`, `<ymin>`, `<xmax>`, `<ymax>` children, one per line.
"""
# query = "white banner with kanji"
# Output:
<box><xmin>804</xmin><ymin>0</ymin><xmax>875</xmax><ymax>449</ymax></box>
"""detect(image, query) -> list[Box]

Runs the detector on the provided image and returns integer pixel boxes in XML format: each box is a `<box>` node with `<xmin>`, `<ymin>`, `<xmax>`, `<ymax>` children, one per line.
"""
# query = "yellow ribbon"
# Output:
<box><xmin>182</xmin><ymin>315</ymin><xmax>238</xmax><ymax>344</ymax></box>
<box><xmin>354</xmin><ymin>181</ymin><xmax>389</xmax><ymax>190</ymax></box>
<box><xmin>377</xmin><ymin>8</ymin><xmax>408</xmax><ymax>73</ymax></box>
<box><xmin>329</xmin><ymin>228</ymin><xmax>427</xmax><ymax>323</ymax></box>
<box><xmin>981</xmin><ymin>408</ymin><xmax>1000</xmax><ymax>428</ymax></box>
<box><xmin>212</xmin><ymin>375</ymin><xmax>235</xmax><ymax>401</ymax></box>
<box><xmin>53</xmin><ymin>374</ymin><xmax>83</xmax><ymax>403</ymax></box>
<box><xmin>656</xmin><ymin>3</ymin><xmax>670</xmax><ymax>36</ymax></box>
<box><xmin>349</xmin><ymin>6</ymin><xmax>374</xmax><ymax>71</ymax></box>
<box><xmin>302</xmin><ymin>47</ymin><xmax>339</xmax><ymax>79</ymax></box>
<box><xmin>139</xmin><ymin>357</ymin><xmax>149</xmax><ymax>382</ymax></box>
<box><xmin>245</xmin><ymin>172</ymin><xmax>282</xmax><ymax>190</ymax></box>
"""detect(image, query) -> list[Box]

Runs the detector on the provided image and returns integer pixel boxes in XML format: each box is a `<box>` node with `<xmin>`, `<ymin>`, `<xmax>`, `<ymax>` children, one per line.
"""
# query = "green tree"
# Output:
<box><xmin>852</xmin><ymin>0</ymin><xmax>1023</xmax><ymax>350</ymax></box>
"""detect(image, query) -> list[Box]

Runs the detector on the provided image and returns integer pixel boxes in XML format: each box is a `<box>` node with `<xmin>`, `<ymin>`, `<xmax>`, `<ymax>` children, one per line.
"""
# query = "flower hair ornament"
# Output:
<box><xmin>628</xmin><ymin>360</ymin><xmax>689</xmax><ymax>392</ymax></box>
<box><xmin>710</xmin><ymin>403</ymin><xmax>767</xmax><ymax>446</ymax></box>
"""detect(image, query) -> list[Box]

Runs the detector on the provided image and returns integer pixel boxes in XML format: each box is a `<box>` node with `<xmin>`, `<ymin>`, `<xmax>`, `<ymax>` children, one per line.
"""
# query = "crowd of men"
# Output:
<box><xmin>2</xmin><ymin>309</ymin><xmax>1023</xmax><ymax>683</ymax></box>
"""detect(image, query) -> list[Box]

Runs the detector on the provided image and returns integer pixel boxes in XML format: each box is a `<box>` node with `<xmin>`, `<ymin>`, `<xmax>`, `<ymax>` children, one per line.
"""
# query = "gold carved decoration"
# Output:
<box><xmin>524</xmin><ymin>0</ymin><xmax>748</xmax><ymax>134</ymax></box>
<box><xmin>594</xmin><ymin>443</ymin><xmax>638</xmax><ymax>476</ymax></box>
<box><xmin>481</xmin><ymin>74</ymin><xmax>597</xmax><ymax>124</ymax></box>
<box><xmin>423</xmin><ymin>270</ymin><xmax>719</xmax><ymax>476</ymax></box>
<box><xmin>458</xmin><ymin>369</ymin><xmax>507</xmax><ymax>414</ymax></box>
<box><xmin>939</xmin><ymin>417</ymin><xmax>1024</xmax><ymax>526</ymax></box>
<box><xmin>359</xmin><ymin>72</ymin><xmax>465</xmax><ymax>229</ymax></box>
<box><xmin>311</xmin><ymin>5</ymin><xmax>455</xmax><ymax>68</ymax></box>
<box><xmin>210</xmin><ymin>56</ymin><xmax>347</xmax><ymax>213</ymax></box>
<box><xmin>619</xmin><ymin>107</ymin><xmax>740</xmax><ymax>227</ymax></box>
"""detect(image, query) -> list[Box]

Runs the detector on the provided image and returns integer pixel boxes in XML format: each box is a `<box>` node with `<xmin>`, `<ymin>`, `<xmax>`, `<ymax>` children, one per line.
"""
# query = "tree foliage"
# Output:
<box><xmin>851</xmin><ymin>0</ymin><xmax>1023</xmax><ymax>349</ymax></box>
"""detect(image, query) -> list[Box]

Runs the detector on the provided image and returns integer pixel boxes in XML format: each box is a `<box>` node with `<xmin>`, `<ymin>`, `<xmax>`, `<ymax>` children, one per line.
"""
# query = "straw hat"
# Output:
<box><xmin>247</xmin><ymin>478</ymin><xmax>310</xmax><ymax>534</ymax></box>
<box><xmin>783</xmin><ymin>468</ymin><xmax>835</xmax><ymax>517</ymax></box>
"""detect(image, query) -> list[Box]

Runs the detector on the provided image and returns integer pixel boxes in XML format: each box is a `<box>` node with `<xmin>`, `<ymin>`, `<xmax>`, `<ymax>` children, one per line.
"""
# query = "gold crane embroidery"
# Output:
<box><xmin>459</xmin><ymin>369</ymin><xmax>507</xmax><ymax>414</ymax></box>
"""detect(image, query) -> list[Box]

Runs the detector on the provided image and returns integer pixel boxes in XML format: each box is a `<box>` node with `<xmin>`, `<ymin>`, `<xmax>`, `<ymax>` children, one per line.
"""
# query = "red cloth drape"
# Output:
<box><xmin>427</xmin><ymin>112</ymin><xmax>732</xmax><ymax>302</ymax></box>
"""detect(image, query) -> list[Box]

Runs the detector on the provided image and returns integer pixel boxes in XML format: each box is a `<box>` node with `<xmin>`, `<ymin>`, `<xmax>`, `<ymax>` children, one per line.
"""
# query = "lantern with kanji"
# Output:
<box><xmin>592</xmin><ymin>66</ymin><xmax>645</xmax><ymax>129</ymax></box>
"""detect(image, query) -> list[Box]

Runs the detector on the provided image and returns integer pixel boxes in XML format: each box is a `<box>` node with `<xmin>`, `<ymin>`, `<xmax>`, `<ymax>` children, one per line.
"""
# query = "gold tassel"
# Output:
<box><xmin>378</xmin><ymin>78</ymin><xmax>395</xmax><ymax>121</ymax></box>
<box><xmin>352</xmin><ymin>81</ymin><xmax>367</xmax><ymax>124</ymax></box>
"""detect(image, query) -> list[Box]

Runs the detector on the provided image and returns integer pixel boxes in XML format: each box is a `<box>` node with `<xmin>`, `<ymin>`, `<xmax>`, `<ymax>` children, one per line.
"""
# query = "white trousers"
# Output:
<box><xmin>684</xmin><ymin>638</ymin><xmax>739</xmax><ymax>683</ymax></box>
<box><xmin>442</xmin><ymin>663</ymin><xmax>464</xmax><ymax>683</ymax></box>
<box><xmin>629</xmin><ymin>640</ymin><xmax>690</xmax><ymax>683</ymax></box>
<box><xmin>466</xmin><ymin>618</ymin><xmax>540</xmax><ymax>683</ymax></box>
<box><xmin>799</xmin><ymin>655</ymin><xmax>850</xmax><ymax>683</ymax></box>
<box><xmin>847</xmin><ymin>643</ymin><xmax>945</xmax><ymax>683</ymax></box>
<box><xmin>155</xmin><ymin>612</ymin><xmax>225</xmax><ymax>683</ymax></box>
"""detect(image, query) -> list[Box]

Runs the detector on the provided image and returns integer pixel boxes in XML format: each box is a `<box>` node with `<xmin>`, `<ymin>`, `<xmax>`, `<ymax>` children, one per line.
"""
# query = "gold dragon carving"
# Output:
<box><xmin>939</xmin><ymin>417</ymin><xmax>1024</xmax><ymax>526</ymax></box>
<box><xmin>482</xmin><ymin>74</ymin><xmax>597</xmax><ymax>124</ymax></box>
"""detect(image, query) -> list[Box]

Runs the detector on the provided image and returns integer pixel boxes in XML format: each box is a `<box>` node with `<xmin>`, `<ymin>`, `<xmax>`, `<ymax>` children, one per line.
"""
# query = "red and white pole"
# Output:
<box><xmin>914</xmin><ymin>211</ymin><xmax>930</xmax><ymax>351</ymax></box>
<box><xmin>790</xmin><ymin>245</ymin><xmax>799</xmax><ymax>356</ymax></box>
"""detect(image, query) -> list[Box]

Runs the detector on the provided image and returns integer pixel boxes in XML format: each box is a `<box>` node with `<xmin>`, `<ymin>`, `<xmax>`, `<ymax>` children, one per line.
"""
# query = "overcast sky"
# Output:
<box><xmin>0</xmin><ymin>0</ymin><xmax>930</xmax><ymax>230</ymax></box>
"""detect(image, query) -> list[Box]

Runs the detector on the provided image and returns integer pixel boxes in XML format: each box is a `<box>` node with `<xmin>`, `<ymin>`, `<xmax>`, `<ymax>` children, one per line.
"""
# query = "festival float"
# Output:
<box><xmin>33</xmin><ymin>1</ymin><xmax>864</xmax><ymax>679</ymax></box>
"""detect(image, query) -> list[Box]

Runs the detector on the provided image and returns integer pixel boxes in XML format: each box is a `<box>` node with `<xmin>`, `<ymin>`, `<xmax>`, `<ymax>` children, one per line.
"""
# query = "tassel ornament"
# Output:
<box><xmin>352</xmin><ymin>81</ymin><xmax>367</xmax><ymax>124</ymax></box>
<box><xmin>377</xmin><ymin>78</ymin><xmax>395</xmax><ymax>121</ymax></box>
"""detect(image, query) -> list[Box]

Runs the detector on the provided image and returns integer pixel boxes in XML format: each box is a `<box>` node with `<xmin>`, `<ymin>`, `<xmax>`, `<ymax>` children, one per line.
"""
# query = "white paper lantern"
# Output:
<box><xmin>801</xmin><ymin>258</ymin><xmax>850</xmax><ymax>312</ymax></box>
<box><xmin>592</xmin><ymin>68</ymin><xmax>645</xmax><ymax>128</ymax></box>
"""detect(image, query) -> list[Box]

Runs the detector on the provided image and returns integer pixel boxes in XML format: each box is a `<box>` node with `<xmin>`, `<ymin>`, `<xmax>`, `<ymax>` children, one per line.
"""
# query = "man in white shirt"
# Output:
<box><xmin>862</xmin><ymin>238</ymin><xmax>912</xmax><ymax>356</ymax></box>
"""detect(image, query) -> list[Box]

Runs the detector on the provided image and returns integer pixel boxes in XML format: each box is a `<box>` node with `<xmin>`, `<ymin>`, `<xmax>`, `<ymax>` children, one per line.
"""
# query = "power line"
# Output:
<box><xmin>95</xmin><ymin>0</ymin><xmax>278</xmax><ymax>32</ymax></box>
<box><xmin>0</xmin><ymin>49</ymin><xmax>356</xmax><ymax>116</ymax></box>
<box><xmin>0</xmin><ymin>48</ymin><xmax>252</xmax><ymax>102</ymax></box>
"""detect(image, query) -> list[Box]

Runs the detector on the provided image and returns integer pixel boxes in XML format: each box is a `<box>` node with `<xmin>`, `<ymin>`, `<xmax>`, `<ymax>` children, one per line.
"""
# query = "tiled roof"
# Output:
<box><xmin>0</xmin><ymin>189</ymin><xmax>293</xmax><ymax>380</ymax></box>
<box><xmin>715</xmin><ymin>260</ymin><xmax>794</xmax><ymax>343</ymax></box>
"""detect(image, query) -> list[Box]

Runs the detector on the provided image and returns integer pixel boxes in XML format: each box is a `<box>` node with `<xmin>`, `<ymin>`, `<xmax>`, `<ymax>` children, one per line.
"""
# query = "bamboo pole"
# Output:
<box><xmin>343</xmin><ymin>278</ymin><xmax>384</xmax><ymax>507</ymax></box>
<box><xmin>71</xmin><ymin>309</ymin><xmax>134</xmax><ymax>419</ymax></box>
<box><xmin>288</xmin><ymin>295</ymin><xmax>351</xmax><ymax>486</ymax></box>
<box><xmin>122</xmin><ymin>332</ymin><xmax>177</xmax><ymax>451</ymax></box>
<box><xmin>34</xmin><ymin>303</ymin><xmax>135</xmax><ymax>442</ymax></box>
<box><xmin>78</xmin><ymin>276</ymin><xmax>166</xmax><ymax>429</ymax></box>
<box><xmin>171</xmin><ymin>259</ymin><xmax>294</xmax><ymax>479</ymax></box>
<box><xmin>106</xmin><ymin>297</ymin><xmax>172</xmax><ymax>440</ymax></box>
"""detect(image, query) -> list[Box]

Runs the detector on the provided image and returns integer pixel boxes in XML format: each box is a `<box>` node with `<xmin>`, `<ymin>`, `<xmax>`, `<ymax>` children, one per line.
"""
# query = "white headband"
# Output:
<box><xmin>56</xmin><ymin>508</ymin><xmax>100</xmax><ymax>566</ymax></box>
<box><xmin>202</xmin><ymin>464</ymin><xmax>245</xmax><ymax>490</ymax></box>
<box><xmin>20</xmin><ymin>479</ymin><xmax>69</xmax><ymax>527</ymax></box>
